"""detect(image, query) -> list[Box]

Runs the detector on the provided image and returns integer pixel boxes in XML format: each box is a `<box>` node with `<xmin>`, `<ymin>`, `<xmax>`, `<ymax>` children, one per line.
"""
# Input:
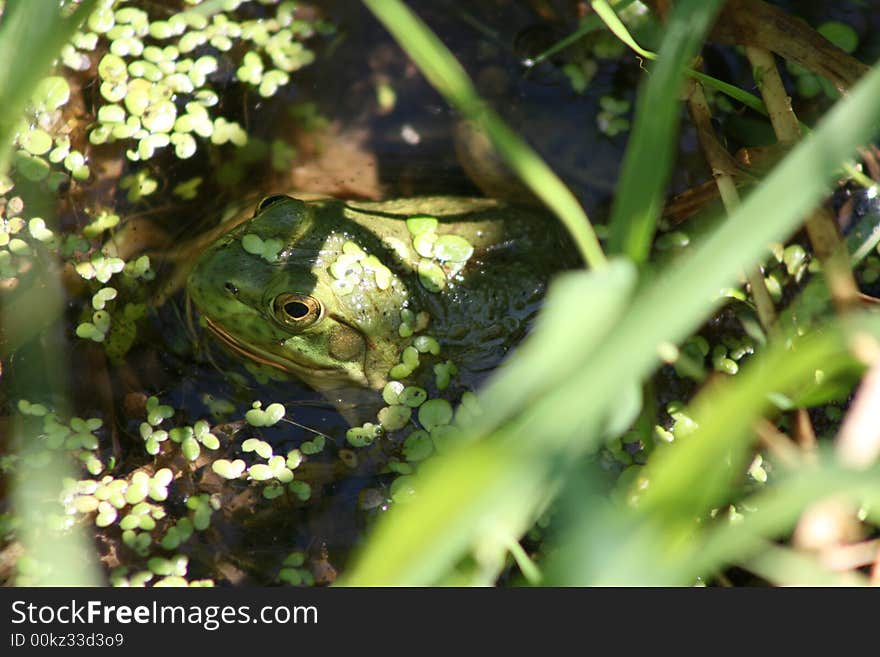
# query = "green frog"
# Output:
<box><xmin>187</xmin><ymin>194</ymin><xmax>577</xmax><ymax>436</ymax></box>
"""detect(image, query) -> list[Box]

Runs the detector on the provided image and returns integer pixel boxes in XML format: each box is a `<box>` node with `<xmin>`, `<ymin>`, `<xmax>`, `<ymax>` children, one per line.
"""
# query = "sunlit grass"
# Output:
<box><xmin>344</xmin><ymin>1</ymin><xmax>880</xmax><ymax>585</ymax></box>
<box><xmin>1</xmin><ymin>0</ymin><xmax>100</xmax><ymax>586</ymax></box>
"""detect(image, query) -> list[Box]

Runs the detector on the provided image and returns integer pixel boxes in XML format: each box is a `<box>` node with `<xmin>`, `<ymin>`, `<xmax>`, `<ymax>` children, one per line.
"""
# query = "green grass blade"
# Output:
<box><xmin>606</xmin><ymin>0</ymin><xmax>724</xmax><ymax>262</ymax></box>
<box><xmin>638</xmin><ymin>315</ymin><xmax>871</xmax><ymax>525</ymax></box>
<box><xmin>0</xmin><ymin>0</ymin><xmax>97</xmax><ymax>169</ymax></box>
<box><xmin>690</xmin><ymin>459</ymin><xmax>880</xmax><ymax>580</ymax></box>
<box><xmin>362</xmin><ymin>0</ymin><xmax>606</xmax><ymax>270</ymax></box>
<box><xmin>344</xmin><ymin>54</ymin><xmax>880</xmax><ymax>585</ymax></box>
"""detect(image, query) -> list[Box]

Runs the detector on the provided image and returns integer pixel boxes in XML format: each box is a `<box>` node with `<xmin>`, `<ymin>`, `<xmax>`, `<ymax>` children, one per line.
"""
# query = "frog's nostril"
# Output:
<box><xmin>225</xmin><ymin>282</ymin><xmax>239</xmax><ymax>295</ymax></box>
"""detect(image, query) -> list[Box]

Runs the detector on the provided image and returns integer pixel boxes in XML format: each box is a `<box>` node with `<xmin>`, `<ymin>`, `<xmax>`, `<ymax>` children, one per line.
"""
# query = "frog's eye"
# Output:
<box><xmin>272</xmin><ymin>293</ymin><xmax>323</xmax><ymax>330</ymax></box>
<box><xmin>255</xmin><ymin>194</ymin><xmax>292</xmax><ymax>215</ymax></box>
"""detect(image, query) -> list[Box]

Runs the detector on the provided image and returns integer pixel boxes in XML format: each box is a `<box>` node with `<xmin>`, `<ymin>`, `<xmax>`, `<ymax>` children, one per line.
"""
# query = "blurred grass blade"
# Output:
<box><xmin>637</xmin><ymin>314</ymin><xmax>874</xmax><ymax>526</ymax></box>
<box><xmin>345</xmin><ymin>54</ymin><xmax>880</xmax><ymax>585</ymax></box>
<box><xmin>593</xmin><ymin>0</ymin><xmax>768</xmax><ymax>116</ymax></box>
<box><xmin>691</xmin><ymin>459</ymin><xmax>880</xmax><ymax>580</ymax></box>
<box><xmin>475</xmin><ymin>260</ymin><xmax>637</xmax><ymax>432</ymax></box>
<box><xmin>742</xmin><ymin>543</ymin><xmax>867</xmax><ymax>586</ymax></box>
<box><xmin>362</xmin><ymin>0</ymin><xmax>606</xmax><ymax>270</ymax></box>
<box><xmin>548</xmin><ymin>456</ymin><xmax>880</xmax><ymax>585</ymax></box>
<box><xmin>592</xmin><ymin>0</ymin><xmax>651</xmax><ymax>58</ymax></box>
<box><xmin>606</xmin><ymin>0</ymin><xmax>723</xmax><ymax>262</ymax></box>
<box><xmin>344</xmin><ymin>262</ymin><xmax>635</xmax><ymax>585</ymax></box>
<box><xmin>0</xmin><ymin>0</ymin><xmax>97</xmax><ymax>169</ymax></box>
<box><xmin>0</xmin><ymin>0</ymin><xmax>100</xmax><ymax>585</ymax></box>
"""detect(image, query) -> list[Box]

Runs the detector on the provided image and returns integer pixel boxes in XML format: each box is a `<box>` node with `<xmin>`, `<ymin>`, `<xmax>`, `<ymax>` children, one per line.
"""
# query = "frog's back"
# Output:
<box><xmin>338</xmin><ymin>197</ymin><xmax>580</xmax><ymax>385</ymax></box>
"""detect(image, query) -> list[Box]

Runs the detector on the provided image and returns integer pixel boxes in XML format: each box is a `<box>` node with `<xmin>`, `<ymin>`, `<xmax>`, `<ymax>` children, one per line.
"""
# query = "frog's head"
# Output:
<box><xmin>186</xmin><ymin>195</ymin><xmax>406</xmax><ymax>392</ymax></box>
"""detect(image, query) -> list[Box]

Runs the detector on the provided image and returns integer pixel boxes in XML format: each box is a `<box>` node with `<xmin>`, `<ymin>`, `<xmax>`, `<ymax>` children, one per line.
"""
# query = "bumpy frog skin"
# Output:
<box><xmin>187</xmin><ymin>195</ymin><xmax>576</xmax><ymax>417</ymax></box>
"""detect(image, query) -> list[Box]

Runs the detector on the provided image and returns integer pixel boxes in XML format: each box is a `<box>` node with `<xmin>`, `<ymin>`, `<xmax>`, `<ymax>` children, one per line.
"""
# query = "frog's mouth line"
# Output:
<box><xmin>203</xmin><ymin>316</ymin><xmax>357</xmax><ymax>386</ymax></box>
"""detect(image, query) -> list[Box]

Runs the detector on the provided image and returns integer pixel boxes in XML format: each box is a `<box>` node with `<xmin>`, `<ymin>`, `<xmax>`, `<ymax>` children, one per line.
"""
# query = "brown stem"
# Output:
<box><xmin>746</xmin><ymin>47</ymin><xmax>861</xmax><ymax>313</ymax></box>
<box><xmin>686</xmin><ymin>79</ymin><xmax>778</xmax><ymax>331</ymax></box>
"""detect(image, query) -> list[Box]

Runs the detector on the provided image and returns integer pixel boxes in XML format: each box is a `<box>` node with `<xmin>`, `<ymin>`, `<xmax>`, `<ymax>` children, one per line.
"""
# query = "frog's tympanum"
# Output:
<box><xmin>187</xmin><ymin>195</ymin><xmax>576</xmax><ymax>429</ymax></box>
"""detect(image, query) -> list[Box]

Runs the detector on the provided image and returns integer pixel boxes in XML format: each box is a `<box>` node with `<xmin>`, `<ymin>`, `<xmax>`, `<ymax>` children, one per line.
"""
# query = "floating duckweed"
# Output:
<box><xmin>748</xmin><ymin>454</ymin><xmax>768</xmax><ymax>483</ymax></box>
<box><xmin>382</xmin><ymin>381</ymin><xmax>404</xmax><ymax>405</ymax></box>
<box><xmin>399</xmin><ymin>387</ymin><xmax>427</xmax><ymax>408</ymax></box>
<box><xmin>91</xmin><ymin>287</ymin><xmax>117</xmax><ymax>310</ymax></box>
<box><xmin>346</xmin><ymin>422</ymin><xmax>381</xmax><ymax>448</ymax></box>
<box><xmin>402</xmin><ymin>346</ymin><xmax>419</xmax><ymax>370</ymax></box>
<box><xmin>430</xmin><ymin>425</ymin><xmax>461</xmax><ymax>453</ymax></box>
<box><xmin>666</xmin><ymin>402</ymin><xmax>698</xmax><ymax>439</ymax></box>
<box><xmin>211</xmin><ymin>117</ymin><xmax>248</xmax><ymax>145</ymax></box>
<box><xmin>245</xmin><ymin>401</ymin><xmax>286</xmax><ymax>426</ymax></box>
<box><xmin>18</xmin><ymin>400</ymin><xmax>48</xmax><ymax>416</ymax></box>
<box><xmin>433</xmin><ymin>360</ymin><xmax>458</xmax><ymax>390</ymax></box>
<box><xmin>75</xmin><ymin>253</ymin><xmax>126</xmax><ymax>283</ymax></box>
<box><xmin>783</xmin><ymin>244</ymin><xmax>808</xmax><ymax>276</ymax></box>
<box><xmin>141</xmin><ymin>100</ymin><xmax>177</xmax><ymax>133</ymax></box>
<box><xmin>260</xmin><ymin>69</ymin><xmax>290</xmax><ymax>97</ymax></box>
<box><xmin>418</xmin><ymin>260</ymin><xmax>446</xmax><ymax>292</ymax></box>
<box><xmin>818</xmin><ymin>20</ymin><xmax>859</xmax><ymax>54</ymax></box>
<box><xmin>212</xmin><ymin>459</ymin><xmax>246</xmax><ymax>479</ymax></box>
<box><xmin>373</xmin><ymin>265</ymin><xmax>392</xmax><ymax>290</ymax></box>
<box><xmin>73</xmin><ymin>495</ymin><xmax>100</xmax><ymax>514</ymax></box>
<box><xmin>330</xmin><ymin>253</ymin><xmax>362</xmax><ymax>279</ymax></box>
<box><xmin>124</xmin><ymin>472</ymin><xmax>150</xmax><ymax>505</ymax></box>
<box><xmin>169</xmin><ymin>426</ymin><xmax>194</xmax><ymax>444</ymax></box>
<box><xmin>248</xmin><ymin>464</ymin><xmax>274</xmax><ymax>481</ymax></box>
<box><xmin>300</xmin><ymin>435</ymin><xmax>325</xmax><ymax>455</ymax></box>
<box><xmin>433</xmin><ymin>235</ymin><xmax>474</xmax><ymax>263</ymax></box>
<box><xmin>286</xmin><ymin>449</ymin><xmax>302</xmax><ymax>469</ymax></box>
<box><xmin>82</xmin><ymin>210</ymin><xmax>119</xmax><ymax>238</ymax></box>
<box><xmin>186</xmin><ymin>494</ymin><xmax>213</xmax><ymax>530</ymax></box>
<box><xmin>120</xmin><ymin>170</ymin><xmax>158</xmax><ymax>200</ymax></box>
<box><xmin>150</xmin><ymin>469</ymin><xmax>173</xmax><ymax>501</ymax></box>
<box><xmin>13</xmin><ymin>152</ymin><xmax>50</xmax><ymax>182</ymax></box>
<box><xmin>406</xmin><ymin>215</ymin><xmax>438</xmax><ymax>235</ymax></box>
<box><xmin>378</xmin><ymin>405</ymin><xmax>411</xmax><ymax>431</ymax></box>
<box><xmin>193</xmin><ymin>420</ymin><xmax>219</xmax><ymax>449</ymax></box>
<box><xmin>398</xmin><ymin>323</ymin><xmax>413</xmax><ymax>338</ymax></box>
<box><xmin>242</xmin><ymin>437</ymin><xmax>273</xmax><ymax>459</ymax></box>
<box><xmin>413</xmin><ymin>232</ymin><xmax>437</xmax><ymax>258</ymax></box>
<box><xmin>263</xmin><ymin>484</ymin><xmax>285</xmax><ymax>499</ymax></box>
<box><xmin>27</xmin><ymin>217</ymin><xmax>54</xmax><ymax>243</ymax></box>
<box><xmin>181</xmin><ymin>436</ymin><xmax>200</xmax><ymax>461</ymax></box>
<box><xmin>173</xmin><ymin>176</ymin><xmax>203</xmax><ymax>199</ymax></box>
<box><xmin>76</xmin><ymin>313</ymin><xmax>110</xmax><ymax>343</ymax></box>
<box><xmin>274</xmin><ymin>468</ymin><xmax>295</xmax><ymax>485</ymax></box>
<box><xmin>413</xmin><ymin>335</ymin><xmax>440</xmax><ymax>355</ymax></box>
<box><xmin>146</xmin><ymin>397</ymin><xmax>174</xmax><ymax>426</ymax></box>
<box><xmin>418</xmin><ymin>399</ymin><xmax>453</xmax><ymax>432</ymax></box>
<box><xmin>241</xmin><ymin>233</ymin><xmax>283</xmax><ymax>262</ymax></box>
<box><xmin>711</xmin><ymin>345</ymin><xmax>738</xmax><ymax>375</ymax></box>
<box><xmin>171</xmin><ymin>132</ymin><xmax>197</xmax><ymax>158</ymax></box>
<box><xmin>288</xmin><ymin>480</ymin><xmax>311</xmax><ymax>501</ymax></box>
<box><xmin>31</xmin><ymin>76</ymin><xmax>70</xmax><ymax>113</ymax></box>
<box><xmin>389</xmin><ymin>364</ymin><xmax>411</xmax><ymax>379</ymax></box>
<box><xmin>49</xmin><ymin>136</ymin><xmax>70</xmax><ymax>163</ymax></box>
<box><xmin>403</xmin><ymin>430</ymin><xmax>433</xmax><ymax>461</ymax></box>
<box><xmin>19</xmin><ymin>129</ymin><xmax>53</xmax><ymax>156</ymax></box>
<box><xmin>98</xmin><ymin>52</ymin><xmax>127</xmax><ymax>82</ymax></box>
<box><xmin>95</xmin><ymin>504</ymin><xmax>117</xmax><ymax>528</ymax></box>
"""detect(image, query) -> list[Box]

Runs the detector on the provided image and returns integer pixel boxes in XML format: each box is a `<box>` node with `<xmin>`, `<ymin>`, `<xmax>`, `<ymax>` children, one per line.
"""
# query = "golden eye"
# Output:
<box><xmin>272</xmin><ymin>293</ymin><xmax>323</xmax><ymax>329</ymax></box>
<box><xmin>256</xmin><ymin>194</ymin><xmax>292</xmax><ymax>215</ymax></box>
